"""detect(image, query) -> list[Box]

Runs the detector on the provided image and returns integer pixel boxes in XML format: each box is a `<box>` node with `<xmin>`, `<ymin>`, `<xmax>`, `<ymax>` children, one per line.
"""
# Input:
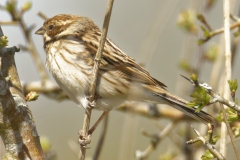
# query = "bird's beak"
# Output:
<box><xmin>35</xmin><ymin>27</ymin><xmax>46</xmax><ymax>35</ymax></box>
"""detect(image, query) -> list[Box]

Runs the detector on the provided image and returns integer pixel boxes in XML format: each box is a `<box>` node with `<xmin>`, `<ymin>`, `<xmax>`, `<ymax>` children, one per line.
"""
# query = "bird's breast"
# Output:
<box><xmin>45</xmin><ymin>38</ymin><xmax>92</xmax><ymax>109</ymax></box>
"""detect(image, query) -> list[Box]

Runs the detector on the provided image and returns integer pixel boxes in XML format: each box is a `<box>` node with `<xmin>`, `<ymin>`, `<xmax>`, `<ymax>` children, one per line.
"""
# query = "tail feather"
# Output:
<box><xmin>157</xmin><ymin>92</ymin><xmax>214</xmax><ymax>125</ymax></box>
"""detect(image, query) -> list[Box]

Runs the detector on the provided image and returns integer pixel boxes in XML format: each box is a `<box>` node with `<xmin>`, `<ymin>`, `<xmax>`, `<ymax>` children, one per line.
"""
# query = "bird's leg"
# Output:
<box><xmin>78</xmin><ymin>111</ymin><xmax>109</xmax><ymax>146</ymax></box>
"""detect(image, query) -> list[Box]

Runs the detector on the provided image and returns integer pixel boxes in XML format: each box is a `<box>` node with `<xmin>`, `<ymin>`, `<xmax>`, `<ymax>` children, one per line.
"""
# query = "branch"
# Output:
<box><xmin>0</xmin><ymin>41</ymin><xmax>45</xmax><ymax>159</ymax></box>
<box><xmin>21</xmin><ymin>81</ymin><xmax>216</xmax><ymax>123</ymax></box>
<box><xmin>220</xmin><ymin>103</ymin><xmax>240</xmax><ymax>160</ymax></box>
<box><xmin>22</xmin><ymin>80</ymin><xmax>68</xmax><ymax>100</ymax></box>
<box><xmin>135</xmin><ymin>122</ymin><xmax>176</xmax><ymax>159</ymax></box>
<box><xmin>199</xmin><ymin>20</ymin><xmax>240</xmax><ymax>43</ymax></box>
<box><xmin>79</xmin><ymin>0</ymin><xmax>114</xmax><ymax>159</ymax></box>
<box><xmin>220</xmin><ymin>0</ymin><xmax>232</xmax><ymax>156</ymax></box>
<box><xmin>37</xmin><ymin>12</ymin><xmax>48</xmax><ymax>21</ymax></box>
<box><xmin>181</xmin><ymin>75</ymin><xmax>240</xmax><ymax>113</ymax></box>
<box><xmin>187</xmin><ymin>126</ymin><xmax>226</xmax><ymax>160</ymax></box>
<box><xmin>118</xmin><ymin>102</ymin><xmax>205</xmax><ymax>122</ymax></box>
<box><xmin>92</xmin><ymin>115</ymin><xmax>108</xmax><ymax>160</ymax></box>
<box><xmin>0</xmin><ymin>21</ymin><xmax>18</xmax><ymax>25</ymax></box>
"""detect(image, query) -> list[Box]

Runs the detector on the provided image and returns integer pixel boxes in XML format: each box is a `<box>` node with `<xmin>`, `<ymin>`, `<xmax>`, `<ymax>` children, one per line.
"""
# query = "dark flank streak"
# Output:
<box><xmin>53</xmin><ymin>53</ymin><xmax>62</xmax><ymax>74</ymax></box>
<box><xmin>63</xmin><ymin>45</ymin><xmax>74</xmax><ymax>54</ymax></box>
<box><xmin>59</xmin><ymin>51</ymin><xmax>72</xmax><ymax>65</ymax></box>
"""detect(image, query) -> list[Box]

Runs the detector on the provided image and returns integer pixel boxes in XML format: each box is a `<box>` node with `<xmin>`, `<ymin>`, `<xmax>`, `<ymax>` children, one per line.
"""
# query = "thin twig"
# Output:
<box><xmin>5</xmin><ymin>5</ymin><xmax>50</xmax><ymax>83</ymax></box>
<box><xmin>22</xmin><ymin>80</ymin><xmax>68</xmax><ymax>100</ymax></box>
<box><xmin>135</xmin><ymin>122</ymin><xmax>176</xmax><ymax>159</ymax></box>
<box><xmin>18</xmin><ymin>18</ymin><xmax>49</xmax><ymax>83</ymax></box>
<box><xmin>181</xmin><ymin>75</ymin><xmax>240</xmax><ymax>113</ymax></box>
<box><xmin>4</xmin><ymin>3</ymin><xmax>49</xmax><ymax>82</ymax></box>
<box><xmin>37</xmin><ymin>12</ymin><xmax>48</xmax><ymax>20</ymax></box>
<box><xmin>93</xmin><ymin>115</ymin><xmax>108</xmax><ymax>160</ymax></box>
<box><xmin>201</xmin><ymin>20</ymin><xmax>240</xmax><ymax>43</ymax></box>
<box><xmin>79</xmin><ymin>0</ymin><xmax>114</xmax><ymax>160</ymax></box>
<box><xmin>220</xmin><ymin>103</ymin><xmax>240</xmax><ymax>160</ymax></box>
<box><xmin>0</xmin><ymin>21</ymin><xmax>18</xmax><ymax>25</ymax></box>
<box><xmin>188</xmin><ymin>126</ymin><xmax>226</xmax><ymax>160</ymax></box>
<box><xmin>210</xmin><ymin>21</ymin><xmax>240</xmax><ymax>37</ymax></box>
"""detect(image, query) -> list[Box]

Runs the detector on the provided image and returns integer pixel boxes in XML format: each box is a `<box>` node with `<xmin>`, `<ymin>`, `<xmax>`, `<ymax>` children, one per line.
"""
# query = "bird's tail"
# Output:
<box><xmin>157</xmin><ymin>91</ymin><xmax>214</xmax><ymax>125</ymax></box>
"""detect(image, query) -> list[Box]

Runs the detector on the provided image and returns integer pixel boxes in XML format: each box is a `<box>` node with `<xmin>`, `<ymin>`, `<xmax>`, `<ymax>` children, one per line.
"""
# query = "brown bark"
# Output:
<box><xmin>0</xmin><ymin>46</ymin><xmax>45</xmax><ymax>160</ymax></box>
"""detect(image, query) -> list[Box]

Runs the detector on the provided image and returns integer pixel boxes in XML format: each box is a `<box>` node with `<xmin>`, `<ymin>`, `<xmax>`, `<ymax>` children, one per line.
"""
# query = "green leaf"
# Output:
<box><xmin>197</xmin><ymin>13</ymin><xmax>204</xmax><ymax>22</ymax></box>
<box><xmin>216</xmin><ymin>110</ymin><xmax>223</xmax><ymax>122</ymax></box>
<box><xmin>234</xmin><ymin>30</ymin><xmax>240</xmax><ymax>37</ymax></box>
<box><xmin>201</xmin><ymin>150</ymin><xmax>215</xmax><ymax>160</ymax></box>
<box><xmin>4</xmin><ymin>0</ymin><xmax>16</xmax><ymax>14</ymax></box>
<box><xmin>190</xmin><ymin>73</ymin><xmax>197</xmax><ymax>81</ymax></box>
<box><xmin>177</xmin><ymin>9</ymin><xmax>198</xmax><ymax>33</ymax></box>
<box><xmin>179</xmin><ymin>59</ymin><xmax>192</xmax><ymax>72</ymax></box>
<box><xmin>210</xmin><ymin>135</ymin><xmax>219</xmax><ymax>145</ymax></box>
<box><xmin>0</xmin><ymin>36</ymin><xmax>8</xmax><ymax>47</ymax></box>
<box><xmin>200</xmin><ymin>26</ymin><xmax>210</xmax><ymax>38</ymax></box>
<box><xmin>216</xmin><ymin>109</ymin><xmax>239</xmax><ymax>122</ymax></box>
<box><xmin>198</xmin><ymin>39</ymin><xmax>205</xmax><ymax>45</ymax></box>
<box><xmin>205</xmin><ymin>45</ymin><xmax>219</xmax><ymax>62</ymax></box>
<box><xmin>228</xmin><ymin>79</ymin><xmax>238</xmax><ymax>92</ymax></box>
<box><xmin>187</xmin><ymin>86</ymin><xmax>210</xmax><ymax>112</ymax></box>
<box><xmin>227</xmin><ymin>109</ymin><xmax>239</xmax><ymax>122</ymax></box>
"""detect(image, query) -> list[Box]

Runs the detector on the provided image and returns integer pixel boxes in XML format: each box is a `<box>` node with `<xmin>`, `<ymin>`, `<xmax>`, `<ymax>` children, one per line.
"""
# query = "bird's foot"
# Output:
<box><xmin>78</xmin><ymin>130</ymin><xmax>92</xmax><ymax>148</ymax></box>
<box><xmin>86</xmin><ymin>95</ymin><xmax>99</xmax><ymax>108</ymax></box>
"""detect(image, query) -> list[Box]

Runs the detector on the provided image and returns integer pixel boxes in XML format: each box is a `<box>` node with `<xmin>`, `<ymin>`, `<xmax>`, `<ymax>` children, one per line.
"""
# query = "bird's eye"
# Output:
<box><xmin>48</xmin><ymin>25</ymin><xmax>54</xmax><ymax>30</ymax></box>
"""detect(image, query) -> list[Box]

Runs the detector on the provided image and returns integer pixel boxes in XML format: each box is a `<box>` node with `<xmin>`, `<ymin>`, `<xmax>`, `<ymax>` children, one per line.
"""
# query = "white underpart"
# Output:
<box><xmin>45</xmin><ymin>36</ymin><xmax>90</xmax><ymax>109</ymax></box>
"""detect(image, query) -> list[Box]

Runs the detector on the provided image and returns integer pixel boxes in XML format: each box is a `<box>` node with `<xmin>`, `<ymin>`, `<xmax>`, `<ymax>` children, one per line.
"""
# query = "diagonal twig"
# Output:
<box><xmin>188</xmin><ymin>126</ymin><xmax>226</xmax><ymax>160</ymax></box>
<box><xmin>93</xmin><ymin>115</ymin><xmax>109</xmax><ymax>160</ymax></box>
<box><xmin>220</xmin><ymin>103</ymin><xmax>240</xmax><ymax>160</ymax></box>
<box><xmin>135</xmin><ymin>122</ymin><xmax>176</xmax><ymax>159</ymax></box>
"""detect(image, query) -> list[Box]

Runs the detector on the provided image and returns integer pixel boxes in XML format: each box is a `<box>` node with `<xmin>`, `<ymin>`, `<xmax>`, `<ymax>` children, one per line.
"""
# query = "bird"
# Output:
<box><xmin>35</xmin><ymin>14</ymin><xmax>213</xmax><ymax>132</ymax></box>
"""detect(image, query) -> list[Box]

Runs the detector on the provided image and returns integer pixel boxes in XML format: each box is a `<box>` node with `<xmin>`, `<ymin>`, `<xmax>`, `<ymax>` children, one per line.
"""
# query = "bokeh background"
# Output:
<box><xmin>1</xmin><ymin>0</ymin><xmax>240</xmax><ymax>159</ymax></box>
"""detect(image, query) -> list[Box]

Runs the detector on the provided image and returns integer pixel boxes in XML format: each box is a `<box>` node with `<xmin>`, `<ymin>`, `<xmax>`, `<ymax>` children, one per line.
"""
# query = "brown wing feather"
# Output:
<box><xmin>81</xmin><ymin>32</ymin><xmax>167</xmax><ymax>89</ymax></box>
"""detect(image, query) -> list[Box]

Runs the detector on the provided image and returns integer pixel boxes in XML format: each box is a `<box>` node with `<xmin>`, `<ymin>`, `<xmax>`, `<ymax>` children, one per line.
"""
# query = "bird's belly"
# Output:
<box><xmin>47</xmin><ymin>52</ymin><xmax>90</xmax><ymax>109</ymax></box>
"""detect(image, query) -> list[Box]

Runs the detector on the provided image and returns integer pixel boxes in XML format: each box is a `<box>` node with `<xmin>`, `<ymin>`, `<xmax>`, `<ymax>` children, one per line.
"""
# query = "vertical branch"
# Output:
<box><xmin>0</xmin><ymin>27</ymin><xmax>45</xmax><ymax>159</ymax></box>
<box><xmin>220</xmin><ymin>0</ymin><xmax>231</xmax><ymax>157</ymax></box>
<box><xmin>79</xmin><ymin>0</ymin><xmax>114</xmax><ymax>160</ymax></box>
